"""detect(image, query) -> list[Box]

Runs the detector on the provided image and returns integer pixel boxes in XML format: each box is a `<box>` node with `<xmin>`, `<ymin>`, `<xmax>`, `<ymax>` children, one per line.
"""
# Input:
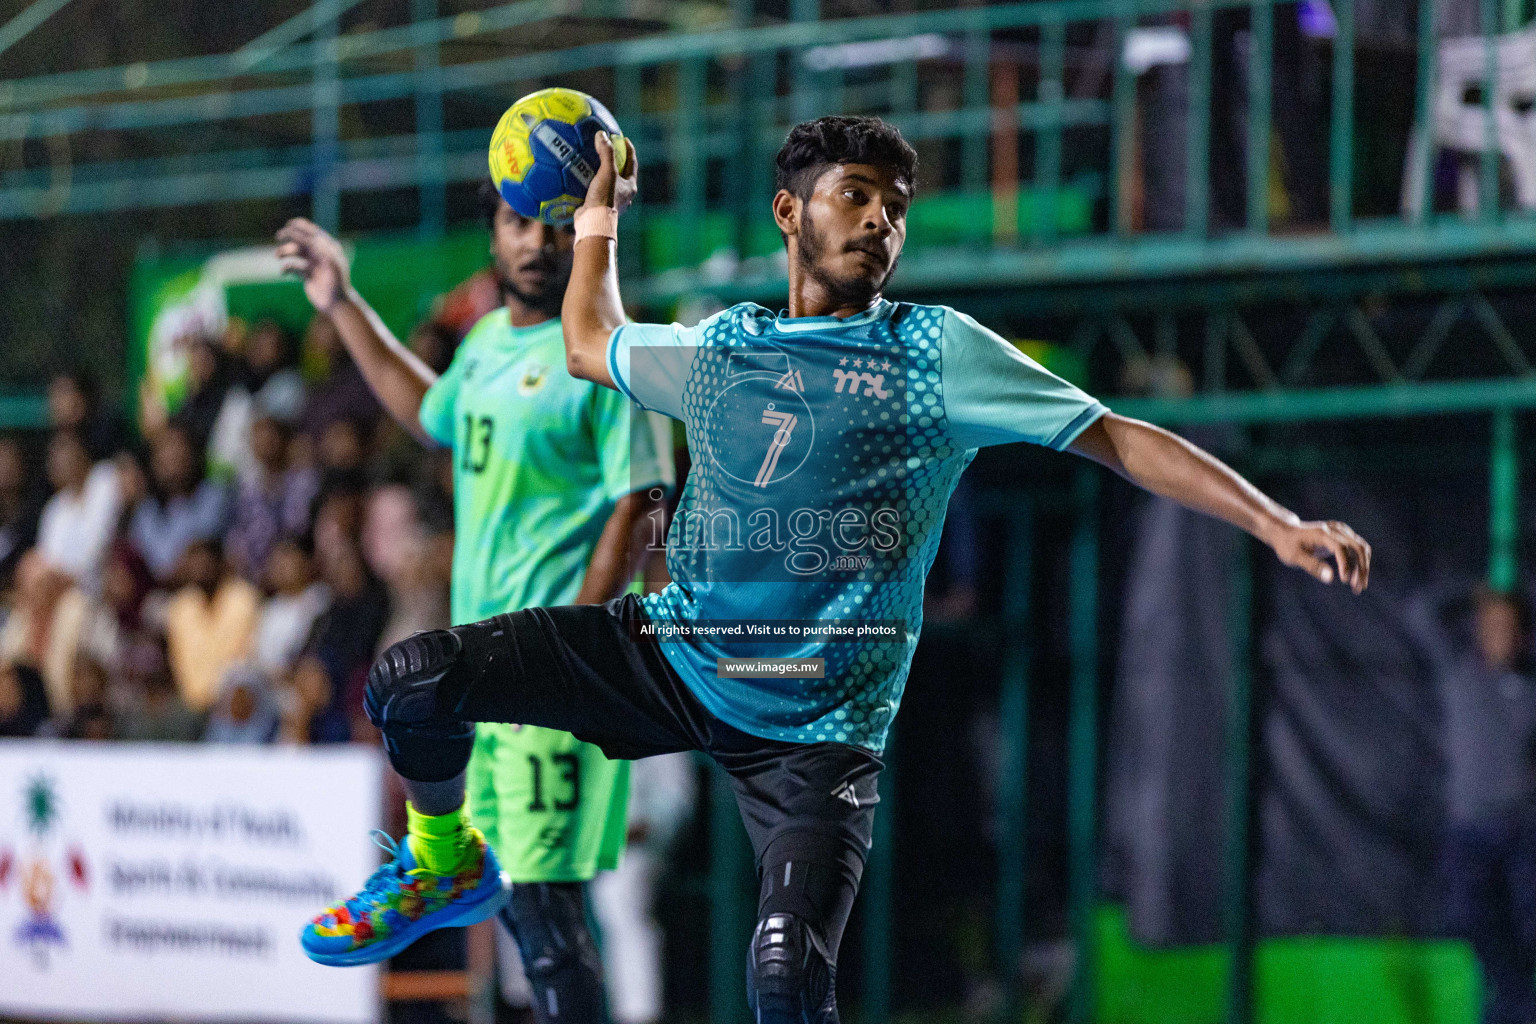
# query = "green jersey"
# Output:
<box><xmin>419</xmin><ymin>309</ymin><xmax>673</xmax><ymax>882</ymax></box>
<box><xmin>420</xmin><ymin>309</ymin><xmax>673</xmax><ymax>622</ymax></box>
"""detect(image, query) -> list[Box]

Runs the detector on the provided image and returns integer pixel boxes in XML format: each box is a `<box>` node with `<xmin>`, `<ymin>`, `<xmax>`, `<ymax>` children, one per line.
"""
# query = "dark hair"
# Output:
<box><xmin>252</xmin><ymin>411</ymin><xmax>294</xmax><ymax>440</ymax></box>
<box><xmin>187</xmin><ymin>536</ymin><xmax>224</xmax><ymax>561</ymax></box>
<box><xmin>774</xmin><ymin>116</ymin><xmax>919</xmax><ymax>202</ymax></box>
<box><xmin>479</xmin><ymin>179</ymin><xmax>505</xmax><ymax>232</ymax></box>
<box><xmin>274</xmin><ymin>532</ymin><xmax>316</xmax><ymax>560</ymax></box>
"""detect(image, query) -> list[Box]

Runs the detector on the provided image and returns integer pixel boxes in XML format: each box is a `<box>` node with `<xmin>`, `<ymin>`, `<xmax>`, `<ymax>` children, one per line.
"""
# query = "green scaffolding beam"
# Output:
<box><xmin>0</xmin><ymin>393</ymin><xmax>48</xmax><ymax>429</ymax></box>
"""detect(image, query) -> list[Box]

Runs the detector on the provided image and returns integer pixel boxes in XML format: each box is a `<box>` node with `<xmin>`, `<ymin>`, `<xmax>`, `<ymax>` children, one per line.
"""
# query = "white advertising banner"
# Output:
<box><xmin>0</xmin><ymin>741</ymin><xmax>384</xmax><ymax>1024</ymax></box>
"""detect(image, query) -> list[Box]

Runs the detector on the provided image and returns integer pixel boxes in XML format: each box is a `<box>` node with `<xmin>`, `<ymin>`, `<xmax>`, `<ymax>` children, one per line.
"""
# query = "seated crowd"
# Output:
<box><xmin>0</xmin><ymin>312</ymin><xmax>462</xmax><ymax>747</ymax></box>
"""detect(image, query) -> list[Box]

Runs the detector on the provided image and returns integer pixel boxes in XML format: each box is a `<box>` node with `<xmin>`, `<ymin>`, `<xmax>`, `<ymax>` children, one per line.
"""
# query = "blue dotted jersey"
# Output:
<box><xmin>609</xmin><ymin>299</ymin><xmax>1106</xmax><ymax>752</ymax></box>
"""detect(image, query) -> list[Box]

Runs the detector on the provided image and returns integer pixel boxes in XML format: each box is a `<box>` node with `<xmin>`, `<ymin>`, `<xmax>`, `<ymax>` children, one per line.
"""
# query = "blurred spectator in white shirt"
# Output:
<box><xmin>35</xmin><ymin>430</ymin><xmax>121</xmax><ymax>594</ymax></box>
<box><xmin>208</xmin><ymin>319</ymin><xmax>309</xmax><ymax>482</ymax></box>
<box><xmin>129</xmin><ymin>425</ymin><xmax>232</xmax><ymax>582</ymax></box>
<box><xmin>251</xmin><ymin>536</ymin><xmax>330</xmax><ymax>675</ymax></box>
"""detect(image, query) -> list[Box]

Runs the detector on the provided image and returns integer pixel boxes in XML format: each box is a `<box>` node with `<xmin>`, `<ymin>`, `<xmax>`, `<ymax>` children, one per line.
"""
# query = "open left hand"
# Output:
<box><xmin>581</xmin><ymin>130</ymin><xmax>638</xmax><ymax>215</ymax></box>
<box><xmin>1268</xmin><ymin>519</ymin><xmax>1372</xmax><ymax>593</ymax></box>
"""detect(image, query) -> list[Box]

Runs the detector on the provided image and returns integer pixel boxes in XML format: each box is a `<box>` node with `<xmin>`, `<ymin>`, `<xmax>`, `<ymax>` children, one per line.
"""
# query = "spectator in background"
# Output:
<box><xmin>300</xmin><ymin>314</ymin><xmax>381</xmax><ymax>442</ymax></box>
<box><xmin>431</xmin><ymin>265</ymin><xmax>500</xmax><ymax>341</ymax></box>
<box><xmin>302</xmin><ymin>534</ymin><xmax>387</xmax><ymax>744</ymax></box>
<box><xmin>35</xmin><ymin>429</ymin><xmax>121</xmax><ymax>593</ymax></box>
<box><xmin>251</xmin><ymin>535</ymin><xmax>330</xmax><ymax>676</ymax></box>
<box><xmin>0</xmin><ymin>662</ymin><xmax>49</xmax><ymax>738</ymax></box>
<box><xmin>244</xmin><ymin>319</ymin><xmax>308</xmax><ymax>422</ymax></box>
<box><xmin>282</xmin><ymin>653</ymin><xmax>349</xmax><ymax>745</ymax></box>
<box><xmin>363</xmin><ymin>484</ymin><xmax>449</xmax><ymax>650</ymax></box>
<box><xmin>0</xmin><ymin>542</ymin><xmax>143</xmax><ymax>716</ymax></box>
<box><xmin>314</xmin><ymin>481</ymin><xmax>366</xmax><ymax>548</ymax></box>
<box><xmin>0</xmin><ymin>551</ymin><xmax>77</xmax><ymax>714</ymax></box>
<box><xmin>203</xmin><ymin>664</ymin><xmax>280</xmax><ymax>744</ymax></box>
<box><xmin>116</xmin><ymin>639</ymin><xmax>201</xmax><ymax>742</ymax></box>
<box><xmin>0</xmin><ymin>435</ymin><xmax>42</xmax><ymax>594</ymax></box>
<box><xmin>164</xmin><ymin>538</ymin><xmax>259</xmax><ymax>714</ymax></box>
<box><xmin>1423</xmin><ymin>586</ymin><xmax>1536</xmax><ymax>1024</ymax></box>
<box><xmin>592</xmin><ymin>752</ymin><xmax>699</xmax><ymax>1024</ymax></box>
<box><xmin>44</xmin><ymin>655</ymin><xmax>113</xmax><ymax>741</ymax></box>
<box><xmin>170</xmin><ymin>337</ymin><xmax>239</xmax><ymax>455</ymax></box>
<box><xmin>407</xmin><ymin>320</ymin><xmax>461</xmax><ymax>376</ymax></box>
<box><xmin>167</xmin><ymin>337</ymin><xmax>236</xmax><ymax>454</ymax></box>
<box><xmin>226</xmin><ymin>413</ymin><xmax>319</xmax><ymax>581</ymax></box>
<box><xmin>48</xmin><ymin>369</ymin><xmax>120</xmax><ymax>461</ymax></box>
<box><xmin>112</xmin><ymin>445</ymin><xmax>149</xmax><ymax>528</ymax></box>
<box><xmin>317</xmin><ymin>417</ymin><xmax>371</xmax><ymax>494</ymax></box>
<box><xmin>129</xmin><ymin>425</ymin><xmax>232</xmax><ymax>582</ymax></box>
<box><xmin>208</xmin><ymin>319</ymin><xmax>310</xmax><ymax>481</ymax></box>
<box><xmin>95</xmin><ymin>541</ymin><xmax>156</xmax><ymax>670</ymax></box>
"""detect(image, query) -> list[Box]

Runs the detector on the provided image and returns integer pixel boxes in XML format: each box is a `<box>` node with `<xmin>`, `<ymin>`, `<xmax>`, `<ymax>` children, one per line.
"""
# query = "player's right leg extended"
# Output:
<box><xmin>302</xmin><ymin>628</ymin><xmax>511</xmax><ymax>966</ymax></box>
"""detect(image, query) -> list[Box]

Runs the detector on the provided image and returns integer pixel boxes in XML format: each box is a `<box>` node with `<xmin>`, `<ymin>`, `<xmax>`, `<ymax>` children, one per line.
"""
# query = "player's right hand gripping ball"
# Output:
<box><xmin>488</xmin><ymin>87</ymin><xmax>627</xmax><ymax>226</ymax></box>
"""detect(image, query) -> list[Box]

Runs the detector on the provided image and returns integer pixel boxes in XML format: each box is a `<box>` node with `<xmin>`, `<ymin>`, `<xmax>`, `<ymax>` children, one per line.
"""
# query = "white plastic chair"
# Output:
<box><xmin>1403</xmin><ymin>27</ymin><xmax>1536</xmax><ymax>217</ymax></box>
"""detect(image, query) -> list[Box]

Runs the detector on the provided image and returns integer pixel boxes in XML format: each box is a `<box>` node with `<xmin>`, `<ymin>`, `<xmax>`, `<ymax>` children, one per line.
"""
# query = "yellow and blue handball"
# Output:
<box><xmin>488</xmin><ymin>87</ymin><xmax>625</xmax><ymax>225</ymax></box>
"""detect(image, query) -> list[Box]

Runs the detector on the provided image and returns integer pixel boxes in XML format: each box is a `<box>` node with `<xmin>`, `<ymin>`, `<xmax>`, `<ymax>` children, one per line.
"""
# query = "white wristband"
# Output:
<box><xmin>574</xmin><ymin>206</ymin><xmax>618</xmax><ymax>242</ymax></box>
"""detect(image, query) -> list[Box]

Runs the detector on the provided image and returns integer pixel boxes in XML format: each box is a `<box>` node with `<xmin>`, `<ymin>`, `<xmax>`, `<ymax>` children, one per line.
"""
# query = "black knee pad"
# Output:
<box><xmin>366</xmin><ymin>629</ymin><xmax>476</xmax><ymax>782</ymax></box>
<box><xmin>365</xmin><ymin>629</ymin><xmax>467</xmax><ymax>728</ymax></box>
<box><xmin>746</xmin><ymin>913</ymin><xmax>837</xmax><ymax>1024</ymax></box>
<box><xmin>500</xmin><ymin>883</ymin><xmax>607</xmax><ymax>1023</ymax></box>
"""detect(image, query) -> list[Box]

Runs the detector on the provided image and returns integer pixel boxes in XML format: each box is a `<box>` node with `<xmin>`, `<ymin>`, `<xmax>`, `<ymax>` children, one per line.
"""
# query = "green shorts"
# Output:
<box><xmin>466</xmin><ymin>723</ymin><xmax>630</xmax><ymax>883</ymax></box>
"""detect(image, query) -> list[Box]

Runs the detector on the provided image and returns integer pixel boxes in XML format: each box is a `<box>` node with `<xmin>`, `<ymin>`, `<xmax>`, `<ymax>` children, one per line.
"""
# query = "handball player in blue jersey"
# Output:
<box><xmin>350</xmin><ymin>115</ymin><xmax>1371</xmax><ymax>1023</ymax></box>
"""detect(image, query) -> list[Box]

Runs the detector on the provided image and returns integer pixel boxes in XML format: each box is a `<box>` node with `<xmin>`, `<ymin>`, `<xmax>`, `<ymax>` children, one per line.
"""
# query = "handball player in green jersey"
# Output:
<box><xmin>277</xmin><ymin>183</ymin><xmax>672</xmax><ymax>1023</ymax></box>
<box><xmin>306</xmin><ymin>115</ymin><xmax>1371</xmax><ymax>1023</ymax></box>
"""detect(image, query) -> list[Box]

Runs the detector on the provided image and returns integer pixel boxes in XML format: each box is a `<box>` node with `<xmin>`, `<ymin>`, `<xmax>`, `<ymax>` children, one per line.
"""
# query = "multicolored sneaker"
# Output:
<box><xmin>301</xmin><ymin>828</ymin><xmax>509</xmax><ymax>966</ymax></box>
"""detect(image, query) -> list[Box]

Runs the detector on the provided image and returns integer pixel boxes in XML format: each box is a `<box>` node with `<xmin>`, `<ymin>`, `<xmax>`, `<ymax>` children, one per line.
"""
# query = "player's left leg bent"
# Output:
<box><xmin>715</xmin><ymin>739</ymin><xmax>884</xmax><ymax>1024</ymax></box>
<box><xmin>304</xmin><ymin>598</ymin><xmax>690</xmax><ymax>967</ymax></box>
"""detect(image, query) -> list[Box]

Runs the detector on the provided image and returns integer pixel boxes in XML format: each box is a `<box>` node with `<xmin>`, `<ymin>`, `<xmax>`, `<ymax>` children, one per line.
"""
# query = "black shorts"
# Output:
<box><xmin>450</xmin><ymin>594</ymin><xmax>882</xmax><ymax>888</ymax></box>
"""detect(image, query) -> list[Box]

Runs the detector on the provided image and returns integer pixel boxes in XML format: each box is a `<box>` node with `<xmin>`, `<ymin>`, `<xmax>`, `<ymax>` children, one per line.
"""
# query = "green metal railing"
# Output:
<box><xmin>0</xmin><ymin>393</ymin><xmax>48</xmax><ymax>429</ymax></box>
<box><xmin>6</xmin><ymin>0</ymin><xmax>1536</xmax><ymax>294</ymax></box>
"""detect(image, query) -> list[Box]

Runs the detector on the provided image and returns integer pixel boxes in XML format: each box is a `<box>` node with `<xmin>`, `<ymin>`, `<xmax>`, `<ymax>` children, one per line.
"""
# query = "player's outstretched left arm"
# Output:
<box><xmin>562</xmin><ymin>131</ymin><xmax>638</xmax><ymax>391</ymax></box>
<box><xmin>1068</xmin><ymin>412</ymin><xmax>1371</xmax><ymax>592</ymax></box>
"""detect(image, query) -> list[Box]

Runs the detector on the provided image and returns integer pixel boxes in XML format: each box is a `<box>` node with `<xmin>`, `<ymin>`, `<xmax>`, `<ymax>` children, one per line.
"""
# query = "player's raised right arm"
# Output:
<box><xmin>562</xmin><ymin>131</ymin><xmax>637</xmax><ymax>391</ymax></box>
<box><xmin>275</xmin><ymin>218</ymin><xmax>438</xmax><ymax>445</ymax></box>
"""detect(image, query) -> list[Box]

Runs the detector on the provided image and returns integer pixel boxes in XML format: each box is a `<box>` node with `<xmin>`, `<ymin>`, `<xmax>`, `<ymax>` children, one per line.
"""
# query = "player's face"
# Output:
<box><xmin>490</xmin><ymin>198</ymin><xmax>575</xmax><ymax>314</ymax></box>
<box><xmin>794</xmin><ymin>163</ymin><xmax>910</xmax><ymax>305</ymax></box>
